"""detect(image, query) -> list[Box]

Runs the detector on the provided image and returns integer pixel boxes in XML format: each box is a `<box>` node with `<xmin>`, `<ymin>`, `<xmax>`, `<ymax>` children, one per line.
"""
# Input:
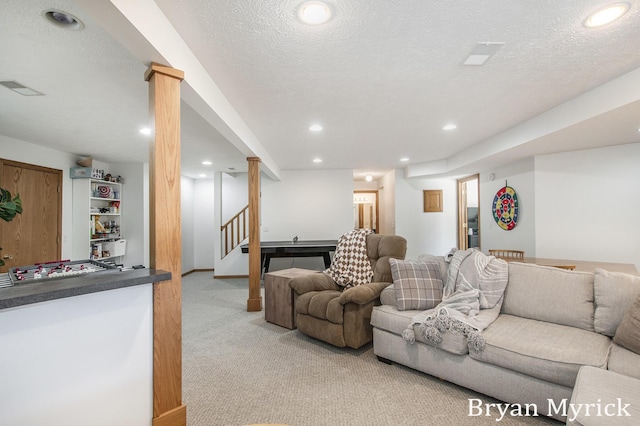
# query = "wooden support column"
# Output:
<box><xmin>144</xmin><ymin>63</ymin><xmax>187</xmax><ymax>426</ymax></box>
<box><xmin>247</xmin><ymin>156</ymin><xmax>262</xmax><ymax>312</ymax></box>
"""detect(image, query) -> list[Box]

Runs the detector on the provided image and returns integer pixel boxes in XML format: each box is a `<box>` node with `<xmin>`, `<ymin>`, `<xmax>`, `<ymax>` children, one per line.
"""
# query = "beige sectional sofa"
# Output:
<box><xmin>371</xmin><ymin>261</ymin><xmax>640</xmax><ymax>422</ymax></box>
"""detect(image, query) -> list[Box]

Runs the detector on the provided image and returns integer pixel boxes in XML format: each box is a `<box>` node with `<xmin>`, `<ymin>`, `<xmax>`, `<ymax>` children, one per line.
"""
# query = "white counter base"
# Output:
<box><xmin>0</xmin><ymin>284</ymin><xmax>153</xmax><ymax>426</ymax></box>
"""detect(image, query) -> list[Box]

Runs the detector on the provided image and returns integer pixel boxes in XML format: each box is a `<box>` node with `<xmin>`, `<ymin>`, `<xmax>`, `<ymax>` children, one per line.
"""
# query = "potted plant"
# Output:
<box><xmin>0</xmin><ymin>187</ymin><xmax>23</xmax><ymax>266</ymax></box>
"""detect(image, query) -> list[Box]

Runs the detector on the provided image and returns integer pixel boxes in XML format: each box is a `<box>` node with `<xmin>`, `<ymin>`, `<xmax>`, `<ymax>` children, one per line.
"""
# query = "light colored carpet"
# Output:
<box><xmin>182</xmin><ymin>272</ymin><xmax>559</xmax><ymax>426</ymax></box>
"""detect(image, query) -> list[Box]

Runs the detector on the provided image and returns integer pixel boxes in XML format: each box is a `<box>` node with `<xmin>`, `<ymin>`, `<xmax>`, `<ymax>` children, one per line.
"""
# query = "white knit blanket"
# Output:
<box><xmin>323</xmin><ymin>229</ymin><xmax>374</xmax><ymax>288</ymax></box>
<box><xmin>403</xmin><ymin>249</ymin><xmax>508</xmax><ymax>352</ymax></box>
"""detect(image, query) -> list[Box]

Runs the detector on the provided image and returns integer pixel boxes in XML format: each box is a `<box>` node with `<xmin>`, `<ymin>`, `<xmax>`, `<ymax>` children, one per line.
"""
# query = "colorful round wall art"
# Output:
<box><xmin>492</xmin><ymin>184</ymin><xmax>519</xmax><ymax>231</ymax></box>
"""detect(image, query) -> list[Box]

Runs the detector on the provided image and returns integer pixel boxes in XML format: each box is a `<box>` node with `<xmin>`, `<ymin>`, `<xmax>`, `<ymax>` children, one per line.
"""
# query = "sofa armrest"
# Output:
<box><xmin>288</xmin><ymin>272</ymin><xmax>339</xmax><ymax>295</ymax></box>
<box><xmin>339</xmin><ymin>282</ymin><xmax>390</xmax><ymax>305</ymax></box>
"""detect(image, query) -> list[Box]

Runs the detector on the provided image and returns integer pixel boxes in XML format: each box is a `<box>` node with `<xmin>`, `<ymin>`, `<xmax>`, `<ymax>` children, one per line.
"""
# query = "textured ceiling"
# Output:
<box><xmin>2</xmin><ymin>0</ymin><xmax>640</xmax><ymax>180</ymax></box>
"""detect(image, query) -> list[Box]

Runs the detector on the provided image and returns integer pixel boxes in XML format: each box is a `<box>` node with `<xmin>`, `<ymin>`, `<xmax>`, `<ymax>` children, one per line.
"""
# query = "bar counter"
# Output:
<box><xmin>0</xmin><ymin>267</ymin><xmax>171</xmax><ymax>426</ymax></box>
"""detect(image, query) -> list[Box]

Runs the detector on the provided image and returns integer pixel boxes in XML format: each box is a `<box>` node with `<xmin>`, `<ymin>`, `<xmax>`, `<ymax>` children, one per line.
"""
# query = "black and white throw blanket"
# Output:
<box><xmin>403</xmin><ymin>249</ymin><xmax>508</xmax><ymax>352</ymax></box>
<box><xmin>324</xmin><ymin>228</ymin><xmax>374</xmax><ymax>288</ymax></box>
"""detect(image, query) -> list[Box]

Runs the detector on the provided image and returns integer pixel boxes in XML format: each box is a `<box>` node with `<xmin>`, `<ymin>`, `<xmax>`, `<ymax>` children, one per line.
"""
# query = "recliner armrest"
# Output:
<box><xmin>288</xmin><ymin>272</ymin><xmax>339</xmax><ymax>295</ymax></box>
<box><xmin>339</xmin><ymin>281</ymin><xmax>390</xmax><ymax>305</ymax></box>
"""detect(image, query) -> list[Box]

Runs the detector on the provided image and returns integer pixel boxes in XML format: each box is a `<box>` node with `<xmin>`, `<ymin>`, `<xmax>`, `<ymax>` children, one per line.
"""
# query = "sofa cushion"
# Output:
<box><xmin>470</xmin><ymin>314</ymin><xmax>610</xmax><ymax>387</ymax></box>
<box><xmin>613</xmin><ymin>294</ymin><xmax>640</xmax><ymax>355</ymax></box>
<box><xmin>379</xmin><ymin>284</ymin><xmax>395</xmax><ymax>306</ymax></box>
<box><xmin>390</xmin><ymin>258</ymin><xmax>443</xmax><ymax>311</ymax></box>
<box><xmin>594</xmin><ymin>268</ymin><xmax>640</xmax><ymax>336</ymax></box>
<box><xmin>608</xmin><ymin>343</ymin><xmax>640</xmax><ymax>380</ymax></box>
<box><xmin>371</xmin><ymin>305</ymin><xmax>469</xmax><ymax>355</ymax></box>
<box><xmin>568</xmin><ymin>366</ymin><xmax>640</xmax><ymax>425</ymax></box>
<box><xmin>501</xmin><ymin>262</ymin><xmax>595</xmax><ymax>332</ymax></box>
<box><xmin>417</xmin><ymin>254</ymin><xmax>449</xmax><ymax>282</ymax></box>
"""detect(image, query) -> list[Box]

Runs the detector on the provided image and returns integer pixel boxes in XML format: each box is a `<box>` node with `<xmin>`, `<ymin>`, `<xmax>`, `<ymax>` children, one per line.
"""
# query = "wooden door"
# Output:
<box><xmin>0</xmin><ymin>159</ymin><xmax>62</xmax><ymax>272</ymax></box>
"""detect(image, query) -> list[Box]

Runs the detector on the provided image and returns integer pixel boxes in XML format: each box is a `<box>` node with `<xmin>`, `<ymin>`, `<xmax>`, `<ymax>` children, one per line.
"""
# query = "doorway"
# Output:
<box><xmin>0</xmin><ymin>159</ymin><xmax>62</xmax><ymax>272</ymax></box>
<box><xmin>353</xmin><ymin>190</ymin><xmax>379</xmax><ymax>233</ymax></box>
<box><xmin>457</xmin><ymin>174</ymin><xmax>480</xmax><ymax>250</ymax></box>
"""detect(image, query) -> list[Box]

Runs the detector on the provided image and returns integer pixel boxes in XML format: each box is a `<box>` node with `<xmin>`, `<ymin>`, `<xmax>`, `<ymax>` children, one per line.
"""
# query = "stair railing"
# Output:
<box><xmin>221</xmin><ymin>204</ymin><xmax>249</xmax><ymax>258</ymax></box>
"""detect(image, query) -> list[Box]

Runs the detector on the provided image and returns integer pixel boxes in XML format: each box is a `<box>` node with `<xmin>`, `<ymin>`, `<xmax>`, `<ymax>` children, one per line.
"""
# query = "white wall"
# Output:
<box><xmin>480</xmin><ymin>157</ymin><xmax>536</xmax><ymax>256</ymax></box>
<box><xmin>378</xmin><ymin>170</ymin><xmax>396</xmax><ymax>235</ymax></box>
<box><xmin>181</xmin><ymin>176</ymin><xmax>195</xmax><ymax>274</ymax></box>
<box><xmin>260</xmin><ymin>169</ymin><xmax>354</xmax><ymax>240</ymax></box>
<box><xmin>535</xmin><ymin>143</ymin><xmax>640</xmax><ymax>269</ymax></box>
<box><xmin>0</xmin><ymin>285</ymin><xmax>153</xmax><ymax>426</ymax></box>
<box><xmin>395</xmin><ymin>169</ymin><xmax>458</xmax><ymax>260</ymax></box>
<box><xmin>221</xmin><ymin>172</ymin><xmax>248</xmax><ymax>222</ymax></box>
<box><xmin>214</xmin><ymin>169</ymin><xmax>354</xmax><ymax>276</ymax></box>
<box><xmin>193</xmin><ymin>179</ymin><xmax>215</xmax><ymax>269</ymax></box>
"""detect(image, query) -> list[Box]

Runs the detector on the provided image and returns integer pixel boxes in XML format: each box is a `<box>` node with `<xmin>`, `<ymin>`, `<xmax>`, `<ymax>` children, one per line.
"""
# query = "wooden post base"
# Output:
<box><xmin>247</xmin><ymin>297</ymin><xmax>262</xmax><ymax>312</ymax></box>
<box><xmin>152</xmin><ymin>404</ymin><xmax>186</xmax><ymax>426</ymax></box>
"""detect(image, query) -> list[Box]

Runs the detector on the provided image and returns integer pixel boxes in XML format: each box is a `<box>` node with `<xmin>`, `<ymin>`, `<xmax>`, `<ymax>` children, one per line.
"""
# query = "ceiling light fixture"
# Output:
<box><xmin>198</xmin><ymin>174</ymin><xmax>207</xmax><ymax>178</ymax></box>
<box><xmin>298</xmin><ymin>1</ymin><xmax>332</xmax><ymax>25</ymax></box>
<box><xmin>0</xmin><ymin>81</ymin><xmax>43</xmax><ymax>96</ymax></box>
<box><xmin>443</xmin><ymin>124</ymin><xmax>457</xmax><ymax>131</ymax></box>
<box><xmin>313</xmin><ymin>158</ymin><xmax>322</xmax><ymax>163</ymax></box>
<box><xmin>584</xmin><ymin>3</ymin><xmax>630</xmax><ymax>28</ymax></box>
<box><xmin>365</xmin><ymin>174</ymin><xmax>373</xmax><ymax>182</ymax></box>
<box><xmin>463</xmin><ymin>42</ymin><xmax>505</xmax><ymax>66</ymax></box>
<box><xmin>42</xmin><ymin>9</ymin><xmax>84</xmax><ymax>30</ymax></box>
<box><xmin>400</xmin><ymin>157</ymin><xmax>410</xmax><ymax>162</ymax></box>
<box><xmin>309</xmin><ymin>124</ymin><xmax>323</xmax><ymax>132</ymax></box>
<box><xmin>139</xmin><ymin>127</ymin><xmax>151</xmax><ymax>135</ymax></box>
<box><xmin>202</xmin><ymin>160</ymin><xmax>212</xmax><ymax>166</ymax></box>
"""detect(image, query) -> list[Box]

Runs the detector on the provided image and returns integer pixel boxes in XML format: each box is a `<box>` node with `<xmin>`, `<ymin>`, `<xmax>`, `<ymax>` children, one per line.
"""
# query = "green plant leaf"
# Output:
<box><xmin>0</xmin><ymin>187</ymin><xmax>23</xmax><ymax>222</ymax></box>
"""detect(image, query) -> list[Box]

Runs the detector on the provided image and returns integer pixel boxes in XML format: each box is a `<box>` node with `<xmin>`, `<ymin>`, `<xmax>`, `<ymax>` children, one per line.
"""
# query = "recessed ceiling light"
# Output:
<box><xmin>42</xmin><ymin>9</ymin><xmax>84</xmax><ymax>30</ymax></box>
<box><xmin>443</xmin><ymin>124</ymin><xmax>457</xmax><ymax>131</ymax></box>
<box><xmin>139</xmin><ymin>127</ymin><xmax>151</xmax><ymax>135</ymax></box>
<box><xmin>400</xmin><ymin>157</ymin><xmax>410</xmax><ymax>162</ymax></box>
<box><xmin>313</xmin><ymin>158</ymin><xmax>322</xmax><ymax>163</ymax></box>
<box><xmin>298</xmin><ymin>1</ymin><xmax>332</xmax><ymax>25</ymax></box>
<box><xmin>309</xmin><ymin>124</ymin><xmax>323</xmax><ymax>132</ymax></box>
<box><xmin>365</xmin><ymin>174</ymin><xmax>373</xmax><ymax>182</ymax></box>
<box><xmin>198</xmin><ymin>174</ymin><xmax>207</xmax><ymax>178</ymax></box>
<box><xmin>584</xmin><ymin>3</ymin><xmax>630</xmax><ymax>28</ymax></box>
<box><xmin>202</xmin><ymin>160</ymin><xmax>212</xmax><ymax>166</ymax></box>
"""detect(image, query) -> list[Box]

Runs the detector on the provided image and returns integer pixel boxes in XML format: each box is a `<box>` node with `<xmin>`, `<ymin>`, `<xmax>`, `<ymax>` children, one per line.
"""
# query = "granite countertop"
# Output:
<box><xmin>0</xmin><ymin>268</ymin><xmax>171</xmax><ymax>310</ymax></box>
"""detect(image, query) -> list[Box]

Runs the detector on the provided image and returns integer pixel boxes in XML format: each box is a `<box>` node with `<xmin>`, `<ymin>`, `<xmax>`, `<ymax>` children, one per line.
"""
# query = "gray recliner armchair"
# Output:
<box><xmin>288</xmin><ymin>234</ymin><xmax>407</xmax><ymax>349</ymax></box>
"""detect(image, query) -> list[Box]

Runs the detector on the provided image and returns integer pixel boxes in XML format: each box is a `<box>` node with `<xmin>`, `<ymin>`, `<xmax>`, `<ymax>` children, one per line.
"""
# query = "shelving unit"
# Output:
<box><xmin>72</xmin><ymin>178</ymin><xmax>126</xmax><ymax>262</ymax></box>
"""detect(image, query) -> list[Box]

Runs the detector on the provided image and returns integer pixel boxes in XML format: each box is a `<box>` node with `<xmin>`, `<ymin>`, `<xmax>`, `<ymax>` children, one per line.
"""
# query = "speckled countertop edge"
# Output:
<box><xmin>0</xmin><ymin>268</ymin><xmax>171</xmax><ymax>310</ymax></box>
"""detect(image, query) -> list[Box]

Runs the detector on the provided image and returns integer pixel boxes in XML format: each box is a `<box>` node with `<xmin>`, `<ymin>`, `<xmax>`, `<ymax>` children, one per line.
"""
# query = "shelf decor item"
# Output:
<box><xmin>492</xmin><ymin>181</ymin><xmax>519</xmax><ymax>231</ymax></box>
<box><xmin>98</xmin><ymin>185</ymin><xmax>112</xmax><ymax>198</ymax></box>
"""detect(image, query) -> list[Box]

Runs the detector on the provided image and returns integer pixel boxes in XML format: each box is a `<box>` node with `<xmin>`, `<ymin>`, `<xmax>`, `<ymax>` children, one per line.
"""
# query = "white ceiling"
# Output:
<box><xmin>2</xmin><ymin>0</ymin><xmax>640</xmax><ymax>180</ymax></box>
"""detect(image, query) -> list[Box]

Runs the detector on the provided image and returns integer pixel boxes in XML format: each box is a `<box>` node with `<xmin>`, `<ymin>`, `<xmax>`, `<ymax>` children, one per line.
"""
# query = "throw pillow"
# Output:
<box><xmin>613</xmin><ymin>294</ymin><xmax>640</xmax><ymax>355</ymax></box>
<box><xmin>390</xmin><ymin>258</ymin><xmax>443</xmax><ymax>311</ymax></box>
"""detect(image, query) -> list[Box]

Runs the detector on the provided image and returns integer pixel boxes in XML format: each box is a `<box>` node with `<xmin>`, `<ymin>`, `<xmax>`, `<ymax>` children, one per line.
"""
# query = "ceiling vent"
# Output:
<box><xmin>0</xmin><ymin>81</ymin><xmax>44</xmax><ymax>96</ymax></box>
<box><xmin>463</xmin><ymin>42</ymin><xmax>505</xmax><ymax>66</ymax></box>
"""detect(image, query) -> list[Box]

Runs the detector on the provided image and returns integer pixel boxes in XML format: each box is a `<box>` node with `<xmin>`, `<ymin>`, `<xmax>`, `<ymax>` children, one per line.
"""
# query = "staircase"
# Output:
<box><xmin>220</xmin><ymin>204</ymin><xmax>248</xmax><ymax>258</ymax></box>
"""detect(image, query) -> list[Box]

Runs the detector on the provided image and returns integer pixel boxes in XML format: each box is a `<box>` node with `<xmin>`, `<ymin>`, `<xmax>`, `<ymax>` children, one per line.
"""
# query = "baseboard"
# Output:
<box><xmin>181</xmin><ymin>269</ymin><xmax>214</xmax><ymax>277</ymax></box>
<box><xmin>214</xmin><ymin>274</ymin><xmax>249</xmax><ymax>279</ymax></box>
